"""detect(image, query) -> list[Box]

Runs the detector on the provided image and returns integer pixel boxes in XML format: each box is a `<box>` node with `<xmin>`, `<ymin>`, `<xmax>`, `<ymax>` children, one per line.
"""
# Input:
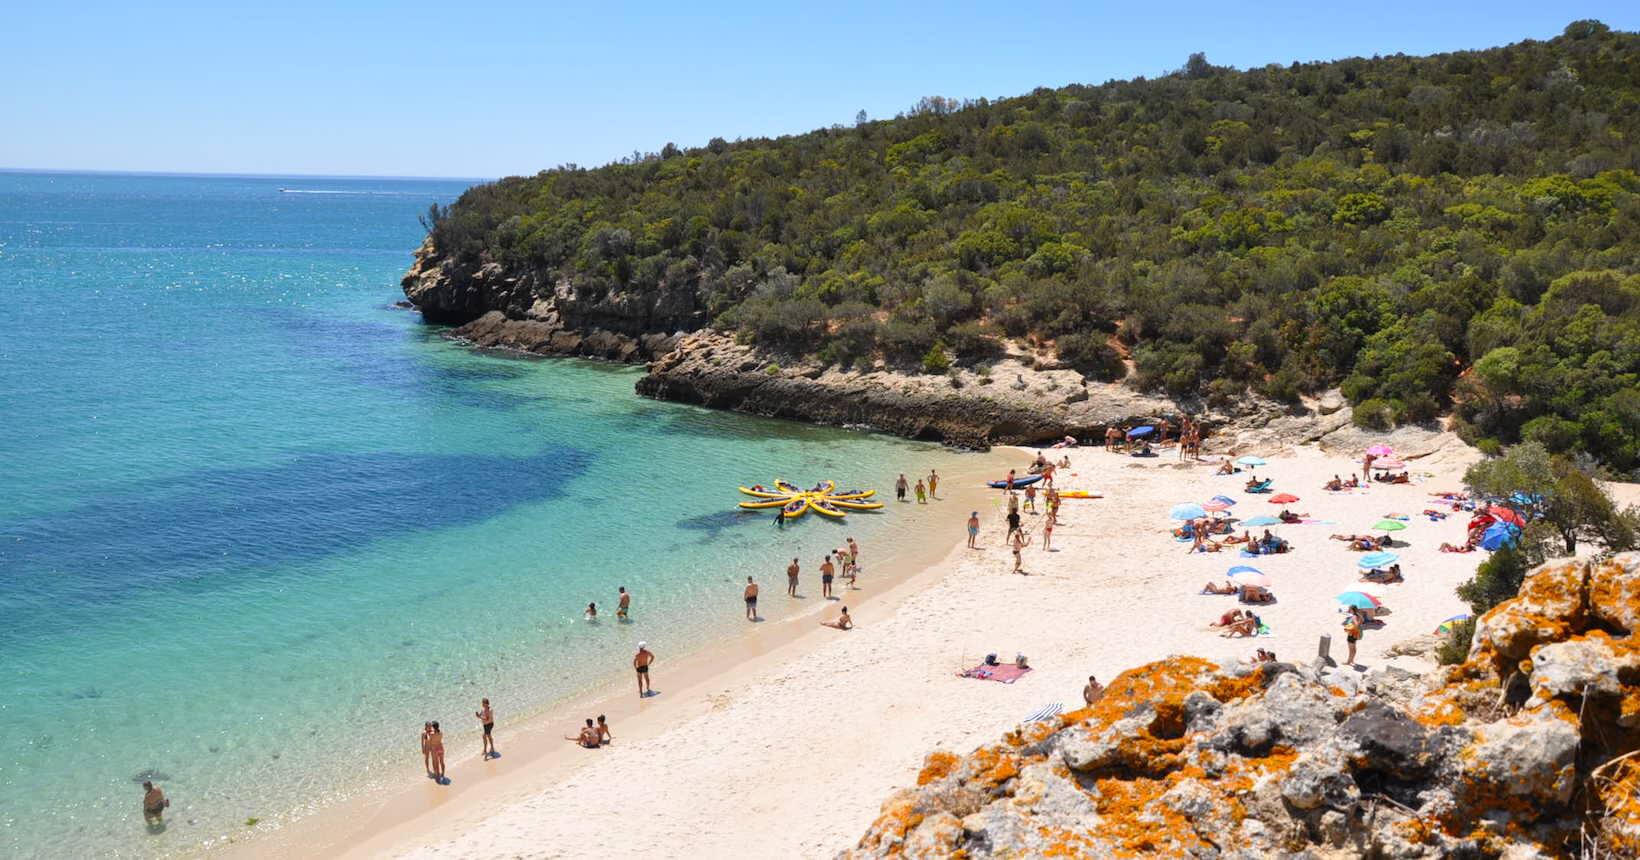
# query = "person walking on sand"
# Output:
<box><xmin>634</xmin><ymin>642</ymin><xmax>655</xmax><ymax>698</ymax></box>
<box><xmin>1042</xmin><ymin>518</ymin><xmax>1055</xmax><ymax>551</ymax></box>
<box><xmin>966</xmin><ymin>511</ymin><xmax>980</xmax><ymax>548</ymax></box>
<box><xmin>744</xmin><ymin>576</ymin><xmax>759</xmax><ymax>620</ymax></box>
<box><xmin>428</xmin><ymin>721</ymin><xmax>446</xmax><ymax>780</ymax></box>
<box><xmin>617</xmin><ymin>587</ymin><xmax>630</xmax><ymax>621</ymax></box>
<box><xmin>475</xmin><ymin>698</ymin><xmax>496</xmax><ymax>759</ymax></box>
<box><xmin>786</xmin><ymin>557</ymin><xmax>800</xmax><ymax>596</ymax></box>
<box><xmin>142</xmin><ymin>781</ymin><xmax>169</xmax><ymax>826</ymax></box>
<box><xmin>1023</xmin><ymin>483</ymin><xmax>1037</xmax><ymax>513</ymax></box>
<box><xmin>895</xmin><ymin>473</ymin><xmax>909</xmax><ymax>501</ymax></box>
<box><xmin>914</xmin><ymin>478</ymin><xmax>927</xmax><ymax>504</ymax></box>
<box><xmin>1006</xmin><ymin>507</ymin><xmax>1021</xmax><ymax>542</ymax></box>
<box><xmin>928</xmin><ymin>470</ymin><xmax>939</xmax><ymax>498</ymax></box>
<box><xmin>847</xmin><ymin>536</ymin><xmax>860</xmax><ymax>568</ymax></box>
<box><xmin>1010</xmin><ymin>528</ymin><xmax>1032</xmax><ymax>574</ymax></box>
<box><xmin>1362</xmin><ymin>452</ymin><xmax>1376</xmax><ymax>482</ymax></box>
<box><xmin>420</xmin><ymin>721</ymin><xmax>433</xmax><ymax>775</ymax></box>
<box><xmin>1342</xmin><ymin>610</ymin><xmax>1363</xmax><ymax>666</ymax></box>
<box><xmin>820</xmin><ymin>555</ymin><xmax>835</xmax><ymax>599</ymax></box>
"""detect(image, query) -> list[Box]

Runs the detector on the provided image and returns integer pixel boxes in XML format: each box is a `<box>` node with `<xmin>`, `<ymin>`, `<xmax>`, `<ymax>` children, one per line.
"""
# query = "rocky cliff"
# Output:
<box><xmin>843</xmin><ymin>553</ymin><xmax>1640</xmax><ymax>858</ymax></box>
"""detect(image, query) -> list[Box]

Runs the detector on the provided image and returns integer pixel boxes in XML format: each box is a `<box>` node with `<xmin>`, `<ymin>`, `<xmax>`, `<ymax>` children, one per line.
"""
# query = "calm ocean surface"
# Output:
<box><xmin>0</xmin><ymin>172</ymin><xmax>979</xmax><ymax>856</ymax></box>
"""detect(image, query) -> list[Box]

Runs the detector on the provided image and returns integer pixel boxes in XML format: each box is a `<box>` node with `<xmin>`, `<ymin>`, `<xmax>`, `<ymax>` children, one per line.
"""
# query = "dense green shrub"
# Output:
<box><xmin>424</xmin><ymin>23</ymin><xmax>1640</xmax><ymax>468</ymax></box>
<box><xmin>1054</xmin><ymin>332</ymin><xmax>1125</xmax><ymax>381</ymax></box>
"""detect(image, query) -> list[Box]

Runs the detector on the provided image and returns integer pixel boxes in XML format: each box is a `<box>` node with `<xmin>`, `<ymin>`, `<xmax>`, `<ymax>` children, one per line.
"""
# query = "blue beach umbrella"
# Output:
<box><xmin>1337</xmin><ymin>591</ymin><xmax>1383</xmax><ymax>610</ymax></box>
<box><xmin>1170</xmin><ymin>503</ymin><xmax>1207</xmax><ymax>520</ymax></box>
<box><xmin>1243</xmin><ymin>515</ymin><xmax>1281</xmax><ymax>527</ymax></box>
<box><xmin>1357</xmin><ymin>550</ymin><xmax>1399</xmax><ymax>570</ymax></box>
<box><xmin>1210</xmin><ymin>495</ymin><xmax>1237</xmax><ymax>507</ymax></box>
<box><xmin>1127</xmin><ymin>425</ymin><xmax>1155</xmax><ymax>438</ymax></box>
<box><xmin>1235</xmin><ymin>456</ymin><xmax>1267</xmax><ymax>467</ymax></box>
<box><xmin>1480</xmin><ymin>522</ymin><xmax>1521</xmax><ymax>551</ymax></box>
<box><xmin>1227</xmin><ymin>565</ymin><xmax>1262</xmax><ymax>576</ymax></box>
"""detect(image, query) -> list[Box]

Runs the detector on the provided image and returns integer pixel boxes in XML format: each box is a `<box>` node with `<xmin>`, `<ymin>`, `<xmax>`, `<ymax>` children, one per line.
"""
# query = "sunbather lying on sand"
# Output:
<box><xmin>1201</xmin><ymin>580</ymin><xmax>1238</xmax><ymax>595</ymax></box>
<box><xmin>1360</xmin><ymin>565</ymin><xmax>1403</xmax><ymax>584</ymax></box>
<box><xmin>1223</xmin><ymin>531</ymin><xmax>1252</xmax><ymax>545</ymax></box>
<box><xmin>1331</xmin><ymin>534</ymin><xmax>1387</xmax><ymax>551</ymax></box>
<box><xmin>1251</xmin><ymin>648</ymin><xmax>1277</xmax><ymax>663</ymax></box>
<box><xmin>1212</xmin><ymin>608</ymin><xmax>1246</xmax><ymax>628</ymax></box>
<box><xmin>1239</xmin><ymin>585</ymin><xmax>1275</xmax><ymax>604</ymax></box>
<box><xmin>1440</xmin><ymin>542</ymin><xmax>1476</xmax><ymax>553</ymax></box>
<box><xmin>1277</xmin><ymin>509</ymin><xmax>1309</xmax><ymax>524</ymax></box>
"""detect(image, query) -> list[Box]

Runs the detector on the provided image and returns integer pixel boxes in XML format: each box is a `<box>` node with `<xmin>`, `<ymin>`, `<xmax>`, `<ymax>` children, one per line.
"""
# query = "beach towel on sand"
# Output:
<box><xmin>959</xmin><ymin>664</ymin><xmax>1032</xmax><ymax>683</ymax></box>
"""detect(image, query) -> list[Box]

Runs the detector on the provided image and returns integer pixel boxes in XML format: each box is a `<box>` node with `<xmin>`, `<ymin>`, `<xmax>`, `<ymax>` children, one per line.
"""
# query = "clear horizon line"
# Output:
<box><xmin>0</xmin><ymin>166</ymin><xmax>496</xmax><ymax>183</ymax></box>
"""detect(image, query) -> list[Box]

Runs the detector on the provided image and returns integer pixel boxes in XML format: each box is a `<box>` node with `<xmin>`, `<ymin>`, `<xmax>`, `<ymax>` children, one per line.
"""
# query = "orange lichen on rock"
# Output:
<box><xmin>917</xmin><ymin>751</ymin><xmax>961</xmax><ymax>786</ymax></box>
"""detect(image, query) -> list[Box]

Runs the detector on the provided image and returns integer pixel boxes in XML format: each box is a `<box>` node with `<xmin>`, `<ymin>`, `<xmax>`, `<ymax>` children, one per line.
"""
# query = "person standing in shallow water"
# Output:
<box><xmin>820</xmin><ymin>554</ymin><xmax>835</xmax><ymax>599</ymax></box>
<box><xmin>927</xmin><ymin>469</ymin><xmax>939</xmax><ymax>498</ymax></box>
<box><xmin>475</xmin><ymin>698</ymin><xmax>496</xmax><ymax>759</ymax></box>
<box><xmin>787</xmin><ymin>557</ymin><xmax>800</xmax><ymax>596</ymax></box>
<box><xmin>744</xmin><ymin>576</ymin><xmax>758</xmax><ymax>620</ymax></box>
<box><xmin>617</xmin><ymin>586</ymin><xmax>630</xmax><ymax>621</ymax></box>
<box><xmin>428</xmin><ymin>721</ymin><xmax>446</xmax><ymax>780</ymax></box>
<box><xmin>142</xmin><ymin>781</ymin><xmax>169</xmax><ymax>826</ymax></box>
<box><xmin>914</xmin><ymin>478</ymin><xmax>927</xmax><ymax>504</ymax></box>
<box><xmin>634</xmin><ymin>642</ymin><xmax>654</xmax><ymax>697</ymax></box>
<box><xmin>895</xmin><ymin>473</ymin><xmax>909</xmax><ymax>501</ymax></box>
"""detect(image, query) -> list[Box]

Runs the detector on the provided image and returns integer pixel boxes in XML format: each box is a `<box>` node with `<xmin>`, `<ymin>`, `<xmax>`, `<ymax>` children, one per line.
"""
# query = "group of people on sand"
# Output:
<box><xmin>987</xmin><ymin>474</ymin><xmax>1066</xmax><ymax>573</ymax></box>
<box><xmin>564</xmin><ymin>714</ymin><xmax>614</xmax><ymax>748</ymax></box>
<box><xmin>1102</xmin><ymin>416</ymin><xmax>1204</xmax><ymax>459</ymax></box>
<box><xmin>1212</xmin><ymin>608</ymin><xmax>1264</xmax><ymax>638</ymax></box>
<box><xmin>1323</xmin><ymin>474</ymin><xmax>1362</xmax><ymax>491</ymax></box>
<box><xmin>895</xmin><ymin>470</ymin><xmax>939</xmax><ymax>503</ymax></box>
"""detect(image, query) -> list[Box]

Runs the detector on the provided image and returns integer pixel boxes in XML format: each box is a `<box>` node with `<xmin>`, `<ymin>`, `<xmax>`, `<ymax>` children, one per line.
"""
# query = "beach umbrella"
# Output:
<box><xmin>1235</xmin><ymin>455</ymin><xmax>1266</xmax><ymax>467</ymax></box>
<box><xmin>1337</xmin><ymin>591</ymin><xmax>1382</xmax><ymax>610</ymax></box>
<box><xmin>1372</xmin><ymin>459</ymin><xmax>1406</xmax><ymax>470</ymax></box>
<box><xmin>1227</xmin><ymin>565</ymin><xmax>1262</xmax><ymax>576</ymax></box>
<box><xmin>1127</xmin><ymin>425</ymin><xmax>1155</xmax><ymax>438</ymax></box>
<box><xmin>1480</xmin><ymin>522</ymin><xmax>1521</xmax><ymax>551</ymax></box>
<box><xmin>1202</xmin><ymin>501</ymin><xmax>1231</xmax><ymax>513</ymax></box>
<box><xmin>1486</xmin><ymin>505</ymin><xmax>1525</xmax><ymax>527</ymax></box>
<box><xmin>1366</xmin><ymin>444</ymin><xmax>1394</xmax><ymax>457</ymax></box>
<box><xmin>1435</xmin><ymin>614</ymin><xmax>1472</xmax><ymax>634</ymax></box>
<box><xmin>1372</xmin><ymin>519</ymin><xmax>1407</xmax><ymax>532</ymax></box>
<box><xmin>1357</xmin><ymin>550</ymin><xmax>1399</xmax><ymax>569</ymax></box>
<box><xmin>1243</xmin><ymin>515</ymin><xmax>1281</xmax><ymax>527</ymax></box>
<box><xmin>1210</xmin><ymin>495</ymin><xmax>1237</xmax><ymax>507</ymax></box>
<box><xmin>1227</xmin><ymin>568</ymin><xmax>1271</xmax><ymax>587</ymax></box>
<box><xmin>1170</xmin><ymin>503</ymin><xmax>1207</xmax><ymax>520</ymax></box>
<box><xmin>1268</xmin><ymin>493</ymin><xmax>1300</xmax><ymax>504</ymax></box>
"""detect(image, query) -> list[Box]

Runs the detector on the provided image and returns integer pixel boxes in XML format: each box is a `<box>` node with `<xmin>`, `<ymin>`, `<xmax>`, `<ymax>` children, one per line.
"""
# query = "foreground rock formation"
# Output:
<box><xmin>843</xmin><ymin>553</ymin><xmax>1640</xmax><ymax>858</ymax></box>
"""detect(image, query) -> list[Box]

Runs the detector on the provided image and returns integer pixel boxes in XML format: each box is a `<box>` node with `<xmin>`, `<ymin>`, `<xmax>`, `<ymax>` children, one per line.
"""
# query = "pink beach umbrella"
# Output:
<box><xmin>1202</xmin><ymin>501</ymin><xmax>1232</xmax><ymax>513</ymax></box>
<box><xmin>1366</xmin><ymin>445</ymin><xmax>1394</xmax><ymax>457</ymax></box>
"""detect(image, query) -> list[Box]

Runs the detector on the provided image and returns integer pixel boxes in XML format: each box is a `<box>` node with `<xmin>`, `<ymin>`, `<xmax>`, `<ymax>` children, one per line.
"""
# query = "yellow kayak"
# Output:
<box><xmin>831</xmin><ymin>499</ymin><xmax>884</xmax><ymax>511</ymax></box>
<box><xmin>739</xmin><ymin>486</ymin><xmax>786</xmax><ymax>499</ymax></box>
<box><xmin>1058</xmin><ymin>491</ymin><xmax>1102</xmax><ymax>499</ymax></box>
<box><xmin>779</xmin><ymin>500</ymin><xmax>808</xmax><ymax>519</ymax></box>
<box><xmin>809</xmin><ymin>499</ymin><xmax>845</xmax><ymax>518</ymax></box>
<box><xmin>738</xmin><ymin>498</ymin><xmax>789</xmax><ymax>509</ymax></box>
<box><xmin>830</xmin><ymin>489</ymin><xmax>876</xmax><ymax>500</ymax></box>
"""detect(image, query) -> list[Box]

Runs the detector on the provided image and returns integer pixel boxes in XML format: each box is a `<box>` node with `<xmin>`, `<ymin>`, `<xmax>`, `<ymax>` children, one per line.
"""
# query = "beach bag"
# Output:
<box><xmin>984</xmin><ymin>652</ymin><xmax>999</xmax><ymax>666</ymax></box>
<box><xmin>1014</xmin><ymin>653</ymin><xmax>1029</xmax><ymax>669</ymax></box>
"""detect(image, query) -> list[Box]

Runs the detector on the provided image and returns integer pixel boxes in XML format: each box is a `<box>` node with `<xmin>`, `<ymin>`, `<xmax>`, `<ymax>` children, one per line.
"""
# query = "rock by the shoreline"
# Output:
<box><xmin>841</xmin><ymin>553</ymin><xmax>1640</xmax><ymax>859</ymax></box>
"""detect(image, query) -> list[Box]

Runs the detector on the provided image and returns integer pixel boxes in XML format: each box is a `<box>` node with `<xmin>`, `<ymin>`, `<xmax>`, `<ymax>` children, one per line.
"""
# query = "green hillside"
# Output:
<box><xmin>423</xmin><ymin>20</ymin><xmax>1640</xmax><ymax>471</ymax></box>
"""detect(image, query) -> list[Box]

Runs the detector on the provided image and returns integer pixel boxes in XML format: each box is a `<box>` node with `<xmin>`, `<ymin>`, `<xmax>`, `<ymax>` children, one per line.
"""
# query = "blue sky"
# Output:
<box><xmin>3</xmin><ymin>2</ymin><xmax>1634</xmax><ymax>178</ymax></box>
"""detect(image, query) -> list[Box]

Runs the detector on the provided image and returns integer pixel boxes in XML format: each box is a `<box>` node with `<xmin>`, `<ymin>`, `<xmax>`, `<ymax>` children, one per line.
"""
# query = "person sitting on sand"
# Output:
<box><xmin>1243</xmin><ymin>474</ymin><xmax>1265</xmax><ymax>491</ymax></box>
<box><xmin>1222</xmin><ymin>612</ymin><xmax>1262</xmax><ymax>638</ymax></box>
<box><xmin>821</xmin><ymin>606</ymin><xmax>853</xmax><ymax>630</ymax></box>
<box><xmin>1361</xmin><ymin>564</ymin><xmax>1404</xmax><ymax>584</ymax></box>
<box><xmin>1212</xmin><ymin>608</ymin><xmax>1245</xmax><ymax>628</ymax></box>
<box><xmin>1189</xmin><ymin>529</ymin><xmax>1223</xmax><ymax>553</ymax></box>
<box><xmin>1083</xmin><ymin>675</ymin><xmax>1105</xmax><ymax>704</ymax></box>
<box><xmin>1216</xmin><ymin>457</ymin><xmax>1235</xmax><ymax>475</ymax></box>
<box><xmin>566</xmin><ymin>718</ymin><xmax>601</xmax><ymax>748</ymax></box>
<box><xmin>1058</xmin><ymin>454</ymin><xmax>1071</xmax><ymax>468</ymax></box>
<box><xmin>1278</xmin><ymin>509</ymin><xmax>1307</xmax><ymax>524</ymax></box>
<box><xmin>1202</xmin><ymin>580</ymin><xmax>1238</xmax><ymax>595</ymax></box>
<box><xmin>1259</xmin><ymin>530</ymin><xmax>1289</xmax><ymax>554</ymax></box>
<box><xmin>1239</xmin><ymin>584</ymin><xmax>1274</xmax><ymax>604</ymax></box>
<box><xmin>1252</xmin><ymin>648</ymin><xmax>1277</xmax><ymax>663</ymax></box>
<box><xmin>1032</xmin><ymin>451</ymin><xmax>1049</xmax><ymax>470</ymax></box>
<box><xmin>1323</xmin><ymin>475</ymin><xmax>1343</xmax><ymax>491</ymax></box>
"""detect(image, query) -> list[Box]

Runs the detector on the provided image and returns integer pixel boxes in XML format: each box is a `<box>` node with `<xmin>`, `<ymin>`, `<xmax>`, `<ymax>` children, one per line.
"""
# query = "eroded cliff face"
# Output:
<box><xmin>400</xmin><ymin>241</ymin><xmax>700</xmax><ymax>360</ymax></box>
<box><xmin>844</xmin><ymin>553</ymin><xmax>1640</xmax><ymax>858</ymax></box>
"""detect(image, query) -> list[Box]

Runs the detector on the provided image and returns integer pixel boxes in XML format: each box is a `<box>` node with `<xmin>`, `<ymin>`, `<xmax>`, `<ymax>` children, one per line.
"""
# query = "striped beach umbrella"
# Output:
<box><xmin>1337</xmin><ymin>591</ymin><xmax>1382</xmax><ymax>610</ymax></box>
<box><xmin>1435</xmin><ymin>614</ymin><xmax>1472</xmax><ymax>634</ymax></box>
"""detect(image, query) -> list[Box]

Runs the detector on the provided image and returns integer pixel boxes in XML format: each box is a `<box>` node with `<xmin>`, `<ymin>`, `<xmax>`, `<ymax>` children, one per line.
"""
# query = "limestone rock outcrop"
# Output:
<box><xmin>843</xmin><ymin>553</ymin><xmax>1640</xmax><ymax>858</ymax></box>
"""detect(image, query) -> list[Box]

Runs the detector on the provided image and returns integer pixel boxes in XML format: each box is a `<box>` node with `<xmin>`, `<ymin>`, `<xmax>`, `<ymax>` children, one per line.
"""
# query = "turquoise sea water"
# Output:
<box><xmin>0</xmin><ymin>172</ymin><xmax>982</xmax><ymax>857</ymax></box>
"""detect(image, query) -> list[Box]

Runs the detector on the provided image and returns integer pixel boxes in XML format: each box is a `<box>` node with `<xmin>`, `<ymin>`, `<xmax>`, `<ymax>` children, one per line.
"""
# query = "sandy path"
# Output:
<box><xmin>377</xmin><ymin>440</ymin><xmax>1487</xmax><ymax>859</ymax></box>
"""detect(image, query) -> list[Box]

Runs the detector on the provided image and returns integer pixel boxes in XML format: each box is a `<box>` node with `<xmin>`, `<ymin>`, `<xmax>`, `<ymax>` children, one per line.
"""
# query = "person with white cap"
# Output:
<box><xmin>633</xmin><ymin>641</ymin><xmax>654</xmax><ymax>698</ymax></box>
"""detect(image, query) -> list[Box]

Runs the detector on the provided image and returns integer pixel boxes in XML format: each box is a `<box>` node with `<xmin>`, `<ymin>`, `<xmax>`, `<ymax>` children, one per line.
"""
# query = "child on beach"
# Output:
<box><xmin>966</xmin><ymin>512</ymin><xmax>980</xmax><ymax>548</ymax></box>
<box><xmin>914</xmin><ymin>479</ymin><xmax>927</xmax><ymax>504</ymax></box>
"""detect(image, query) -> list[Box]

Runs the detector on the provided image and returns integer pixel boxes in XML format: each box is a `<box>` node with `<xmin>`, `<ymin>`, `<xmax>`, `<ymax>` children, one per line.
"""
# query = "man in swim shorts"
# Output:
<box><xmin>475</xmin><ymin>697</ymin><xmax>496</xmax><ymax>759</ymax></box>
<box><xmin>142</xmin><ymin>781</ymin><xmax>169</xmax><ymax>826</ymax></box>
<box><xmin>820</xmin><ymin>555</ymin><xmax>835</xmax><ymax>598</ymax></box>
<box><xmin>967</xmin><ymin>512</ymin><xmax>980</xmax><ymax>548</ymax></box>
<box><xmin>787</xmin><ymin>557</ymin><xmax>800</xmax><ymax>596</ymax></box>
<box><xmin>634</xmin><ymin>643</ymin><xmax>654</xmax><ymax>697</ymax></box>
<box><xmin>744</xmin><ymin>576</ymin><xmax>758</xmax><ymax>620</ymax></box>
<box><xmin>895</xmin><ymin>473</ymin><xmax>908</xmax><ymax>501</ymax></box>
<box><xmin>617</xmin><ymin>586</ymin><xmax>630</xmax><ymax>620</ymax></box>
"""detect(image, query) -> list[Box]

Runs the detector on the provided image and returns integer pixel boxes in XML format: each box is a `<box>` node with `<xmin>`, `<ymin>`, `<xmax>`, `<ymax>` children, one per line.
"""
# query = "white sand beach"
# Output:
<box><xmin>264</xmin><ymin>434</ymin><xmax>1516</xmax><ymax>860</ymax></box>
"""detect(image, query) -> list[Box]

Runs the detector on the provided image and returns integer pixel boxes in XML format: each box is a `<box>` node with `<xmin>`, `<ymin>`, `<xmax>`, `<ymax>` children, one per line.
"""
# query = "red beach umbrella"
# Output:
<box><xmin>1487</xmin><ymin>505</ymin><xmax>1525</xmax><ymax>527</ymax></box>
<box><xmin>1268</xmin><ymin>493</ymin><xmax>1299</xmax><ymax>504</ymax></box>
